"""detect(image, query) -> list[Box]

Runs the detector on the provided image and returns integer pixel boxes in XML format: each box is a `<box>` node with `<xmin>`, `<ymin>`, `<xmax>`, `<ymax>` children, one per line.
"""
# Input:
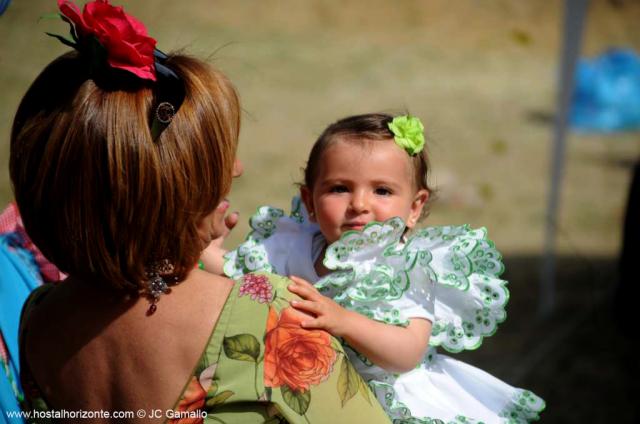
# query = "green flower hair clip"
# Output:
<box><xmin>388</xmin><ymin>115</ymin><xmax>425</xmax><ymax>156</ymax></box>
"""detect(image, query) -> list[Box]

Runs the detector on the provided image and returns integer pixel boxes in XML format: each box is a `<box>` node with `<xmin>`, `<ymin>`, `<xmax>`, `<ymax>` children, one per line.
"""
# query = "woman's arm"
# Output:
<box><xmin>288</xmin><ymin>276</ymin><xmax>431</xmax><ymax>373</ymax></box>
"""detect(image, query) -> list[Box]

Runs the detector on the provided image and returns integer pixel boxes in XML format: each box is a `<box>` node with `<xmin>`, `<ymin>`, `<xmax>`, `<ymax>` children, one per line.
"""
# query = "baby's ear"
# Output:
<box><xmin>407</xmin><ymin>189</ymin><xmax>429</xmax><ymax>228</ymax></box>
<box><xmin>300</xmin><ymin>186</ymin><xmax>316</xmax><ymax>222</ymax></box>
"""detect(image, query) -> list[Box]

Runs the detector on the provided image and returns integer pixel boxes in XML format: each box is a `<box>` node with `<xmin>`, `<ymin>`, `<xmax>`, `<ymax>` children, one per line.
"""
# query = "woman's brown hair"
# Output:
<box><xmin>10</xmin><ymin>52</ymin><xmax>240</xmax><ymax>291</ymax></box>
<box><xmin>303</xmin><ymin>113</ymin><xmax>434</xmax><ymax>220</ymax></box>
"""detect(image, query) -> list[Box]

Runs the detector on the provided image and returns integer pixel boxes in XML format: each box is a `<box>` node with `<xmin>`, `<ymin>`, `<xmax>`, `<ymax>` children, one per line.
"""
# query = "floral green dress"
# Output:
<box><xmin>19</xmin><ymin>273</ymin><xmax>391</xmax><ymax>423</ymax></box>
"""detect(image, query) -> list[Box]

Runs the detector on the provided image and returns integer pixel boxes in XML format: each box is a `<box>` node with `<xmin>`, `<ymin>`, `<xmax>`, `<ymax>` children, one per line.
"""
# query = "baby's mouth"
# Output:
<box><xmin>343</xmin><ymin>222</ymin><xmax>367</xmax><ymax>231</ymax></box>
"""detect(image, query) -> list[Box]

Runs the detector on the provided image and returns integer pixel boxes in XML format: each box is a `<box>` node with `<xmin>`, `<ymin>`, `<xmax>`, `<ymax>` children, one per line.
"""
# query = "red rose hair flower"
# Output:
<box><xmin>57</xmin><ymin>0</ymin><xmax>157</xmax><ymax>81</ymax></box>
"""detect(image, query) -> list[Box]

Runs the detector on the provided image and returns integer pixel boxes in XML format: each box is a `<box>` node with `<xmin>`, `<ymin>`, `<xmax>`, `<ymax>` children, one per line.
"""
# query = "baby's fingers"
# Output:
<box><xmin>298</xmin><ymin>316</ymin><xmax>328</xmax><ymax>331</ymax></box>
<box><xmin>290</xmin><ymin>299</ymin><xmax>321</xmax><ymax>316</ymax></box>
<box><xmin>288</xmin><ymin>281</ymin><xmax>320</xmax><ymax>300</ymax></box>
<box><xmin>289</xmin><ymin>275</ymin><xmax>317</xmax><ymax>290</ymax></box>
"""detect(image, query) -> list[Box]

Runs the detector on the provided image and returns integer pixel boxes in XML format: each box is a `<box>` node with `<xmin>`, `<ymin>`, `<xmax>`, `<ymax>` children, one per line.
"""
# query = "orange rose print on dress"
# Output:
<box><xmin>264</xmin><ymin>306</ymin><xmax>337</xmax><ymax>392</ymax></box>
<box><xmin>170</xmin><ymin>376</ymin><xmax>206</xmax><ymax>424</ymax></box>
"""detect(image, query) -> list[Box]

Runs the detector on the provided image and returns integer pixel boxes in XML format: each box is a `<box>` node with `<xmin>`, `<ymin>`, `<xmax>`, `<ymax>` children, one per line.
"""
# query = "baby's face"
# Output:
<box><xmin>301</xmin><ymin>139</ymin><xmax>428</xmax><ymax>244</ymax></box>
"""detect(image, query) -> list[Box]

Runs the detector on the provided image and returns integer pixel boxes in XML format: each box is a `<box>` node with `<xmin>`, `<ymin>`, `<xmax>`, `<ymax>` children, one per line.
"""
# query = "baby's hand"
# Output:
<box><xmin>287</xmin><ymin>275</ymin><xmax>353</xmax><ymax>337</ymax></box>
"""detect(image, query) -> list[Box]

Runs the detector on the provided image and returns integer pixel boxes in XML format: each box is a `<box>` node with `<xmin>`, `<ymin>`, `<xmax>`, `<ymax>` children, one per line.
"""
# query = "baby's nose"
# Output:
<box><xmin>350</xmin><ymin>192</ymin><xmax>369</xmax><ymax>212</ymax></box>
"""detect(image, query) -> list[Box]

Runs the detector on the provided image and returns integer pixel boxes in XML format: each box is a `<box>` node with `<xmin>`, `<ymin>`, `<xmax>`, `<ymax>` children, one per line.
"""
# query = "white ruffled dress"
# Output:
<box><xmin>224</xmin><ymin>197</ymin><xmax>545</xmax><ymax>424</ymax></box>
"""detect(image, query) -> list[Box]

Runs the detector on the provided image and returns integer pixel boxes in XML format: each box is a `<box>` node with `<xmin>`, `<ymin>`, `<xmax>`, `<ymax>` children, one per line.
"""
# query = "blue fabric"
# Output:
<box><xmin>0</xmin><ymin>0</ymin><xmax>10</xmax><ymax>16</ymax></box>
<box><xmin>0</xmin><ymin>233</ymin><xmax>42</xmax><ymax>422</ymax></box>
<box><xmin>571</xmin><ymin>48</ymin><xmax>640</xmax><ymax>133</ymax></box>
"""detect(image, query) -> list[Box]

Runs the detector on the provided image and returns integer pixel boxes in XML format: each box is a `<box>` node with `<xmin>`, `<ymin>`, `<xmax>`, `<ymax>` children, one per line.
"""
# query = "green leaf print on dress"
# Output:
<box><xmin>281</xmin><ymin>386</ymin><xmax>311</xmax><ymax>415</ymax></box>
<box><xmin>337</xmin><ymin>355</ymin><xmax>360</xmax><ymax>407</ymax></box>
<box><xmin>223</xmin><ymin>334</ymin><xmax>261</xmax><ymax>362</ymax></box>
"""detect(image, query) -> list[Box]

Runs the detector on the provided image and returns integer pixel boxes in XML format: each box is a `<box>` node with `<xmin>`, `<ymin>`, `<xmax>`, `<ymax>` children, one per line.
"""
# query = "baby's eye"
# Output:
<box><xmin>375</xmin><ymin>187</ymin><xmax>392</xmax><ymax>196</ymax></box>
<box><xmin>329</xmin><ymin>185</ymin><xmax>348</xmax><ymax>193</ymax></box>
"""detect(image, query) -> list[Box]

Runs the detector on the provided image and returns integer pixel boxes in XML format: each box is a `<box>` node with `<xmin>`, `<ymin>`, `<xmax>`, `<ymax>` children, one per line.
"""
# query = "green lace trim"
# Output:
<box><xmin>369</xmin><ymin>380</ymin><xmax>481</xmax><ymax>424</ymax></box>
<box><xmin>369</xmin><ymin>378</ymin><xmax>544</xmax><ymax>424</ymax></box>
<box><xmin>319</xmin><ymin>218</ymin><xmax>509</xmax><ymax>353</ymax></box>
<box><xmin>222</xmin><ymin>206</ymin><xmax>288</xmax><ymax>278</ymax></box>
<box><xmin>498</xmin><ymin>390</ymin><xmax>546</xmax><ymax>423</ymax></box>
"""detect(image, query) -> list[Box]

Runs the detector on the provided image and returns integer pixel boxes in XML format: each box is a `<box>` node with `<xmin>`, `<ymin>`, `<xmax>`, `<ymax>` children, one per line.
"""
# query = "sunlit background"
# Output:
<box><xmin>1</xmin><ymin>1</ymin><xmax>639</xmax><ymax>421</ymax></box>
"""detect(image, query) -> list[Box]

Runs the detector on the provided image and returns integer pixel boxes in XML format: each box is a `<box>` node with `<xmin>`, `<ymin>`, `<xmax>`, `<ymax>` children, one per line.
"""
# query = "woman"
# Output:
<box><xmin>11</xmin><ymin>1</ymin><xmax>390</xmax><ymax>422</ymax></box>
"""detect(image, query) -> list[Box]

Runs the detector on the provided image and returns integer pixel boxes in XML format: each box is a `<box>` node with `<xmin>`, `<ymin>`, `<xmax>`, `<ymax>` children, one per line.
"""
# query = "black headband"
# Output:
<box><xmin>150</xmin><ymin>49</ymin><xmax>186</xmax><ymax>141</ymax></box>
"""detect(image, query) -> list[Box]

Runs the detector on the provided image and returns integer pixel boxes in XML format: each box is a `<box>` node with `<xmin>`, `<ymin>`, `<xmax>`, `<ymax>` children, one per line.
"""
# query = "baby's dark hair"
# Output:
<box><xmin>303</xmin><ymin>113</ymin><xmax>434</xmax><ymax>221</ymax></box>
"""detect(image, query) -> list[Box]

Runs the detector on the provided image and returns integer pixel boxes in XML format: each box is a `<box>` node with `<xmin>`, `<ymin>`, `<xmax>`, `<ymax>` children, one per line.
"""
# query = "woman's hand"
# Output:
<box><xmin>199</xmin><ymin>203</ymin><xmax>239</xmax><ymax>275</ymax></box>
<box><xmin>287</xmin><ymin>275</ymin><xmax>354</xmax><ymax>337</ymax></box>
<box><xmin>210</xmin><ymin>207</ymin><xmax>240</xmax><ymax>249</ymax></box>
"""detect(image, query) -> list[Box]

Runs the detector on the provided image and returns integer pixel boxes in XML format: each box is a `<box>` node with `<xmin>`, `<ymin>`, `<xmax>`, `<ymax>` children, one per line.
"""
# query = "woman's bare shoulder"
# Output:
<box><xmin>24</xmin><ymin>271</ymin><xmax>235</xmax><ymax>414</ymax></box>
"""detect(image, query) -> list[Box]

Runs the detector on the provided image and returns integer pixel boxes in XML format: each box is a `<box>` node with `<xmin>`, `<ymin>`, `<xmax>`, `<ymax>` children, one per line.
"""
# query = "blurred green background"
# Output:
<box><xmin>1</xmin><ymin>1</ymin><xmax>639</xmax><ymax>421</ymax></box>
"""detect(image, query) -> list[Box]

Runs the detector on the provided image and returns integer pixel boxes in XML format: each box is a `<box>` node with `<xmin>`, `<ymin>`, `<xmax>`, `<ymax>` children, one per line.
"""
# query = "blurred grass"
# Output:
<box><xmin>1</xmin><ymin>0</ymin><xmax>639</xmax><ymax>256</ymax></box>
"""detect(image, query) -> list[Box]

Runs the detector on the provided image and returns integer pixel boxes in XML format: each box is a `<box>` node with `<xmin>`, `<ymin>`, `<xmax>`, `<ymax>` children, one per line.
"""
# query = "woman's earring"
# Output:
<box><xmin>144</xmin><ymin>259</ymin><xmax>179</xmax><ymax>316</ymax></box>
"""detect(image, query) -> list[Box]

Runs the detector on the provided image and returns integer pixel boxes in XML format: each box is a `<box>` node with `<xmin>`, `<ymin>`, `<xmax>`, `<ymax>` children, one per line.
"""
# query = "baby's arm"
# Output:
<box><xmin>288</xmin><ymin>276</ymin><xmax>431</xmax><ymax>373</ymax></box>
<box><xmin>199</xmin><ymin>240</ymin><xmax>227</xmax><ymax>275</ymax></box>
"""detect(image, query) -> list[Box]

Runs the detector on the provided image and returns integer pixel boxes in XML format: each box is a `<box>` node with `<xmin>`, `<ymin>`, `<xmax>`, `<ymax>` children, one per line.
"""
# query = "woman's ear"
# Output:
<box><xmin>407</xmin><ymin>189</ymin><xmax>429</xmax><ymax>228</ymax></box>
<box><xmin>300</xmin><ymin>186</ymin><xmax>316</xmax><ymax>222</ymax></box>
